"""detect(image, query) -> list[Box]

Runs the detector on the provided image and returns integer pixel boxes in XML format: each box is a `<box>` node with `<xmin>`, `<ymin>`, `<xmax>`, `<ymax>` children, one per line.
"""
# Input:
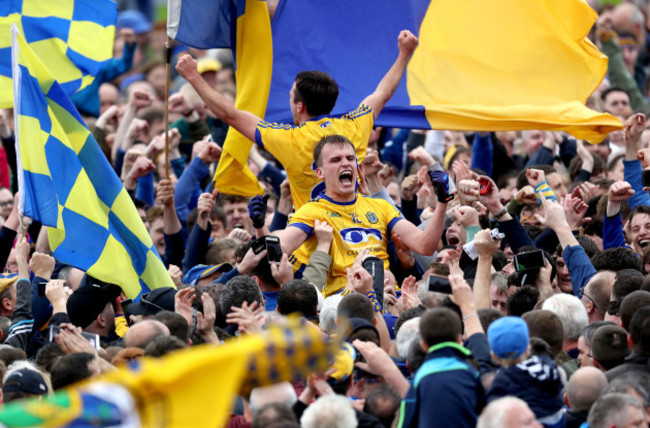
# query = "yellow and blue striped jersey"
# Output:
<box><xmin>255</xmin><ymin>104</ymin><xmax>374</xmax><ymax>209</ymax></box>
<box><xmin>288</xmin><ymin>193</ymin><xmax>403</xmax><ymax>296</ymax></box>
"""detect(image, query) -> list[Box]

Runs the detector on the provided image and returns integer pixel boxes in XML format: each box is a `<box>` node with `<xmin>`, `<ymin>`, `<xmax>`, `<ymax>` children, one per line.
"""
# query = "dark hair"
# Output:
<box><xmin>522</xmin><ymin>310</ymin><xmax>564</xmax><ymax>357</ymax></box>
<box><xmin>34</xmin><ymin>342</ymin><xmax>64</xmax><ymax>373</ymax></box>
<box><xmin>428</xmin><ymin>262</ymin><xmax>450</xmax><ymax>277</ymax></box>
<box><xmin>294</xmin><ymin>71</ymin><xmax>339</xmax><ymax>117</ymax></box>
<box><xmin>478</xmin><ymin>308</ymin><xmax>504</xmax><ymax>333</ymax></box>
<box><xmin>337</xmin><ymin>293</ymin><xmax>374</xmax><ymax>324</ymax></box>
<box><xmin>607</xmin><ymin>153</ymin><xmax>625</xmax><ymax>172</ymax></box>
<box><xmin>154</xmin><ymin>310</ymin><xmax>190</xmax><ymax>343</ymax></box>
<box><xmin>630</xmin><ymin>205</ymin><xmax>650</xmax><ymax>226</ymax></box>
<box><xmin>0</xmin><ymin>348</ymin><xmax>26</xmax><ymax>369</ymax></box>
<box><xmin>591</xmin><ymin>325</ymin><xmax>631</xmax><ymax>370</ymax></box>
<box><xmin>364</xmin><ymin>386</ymin><xmax>401</xmax><ymax>427</ymax></box>
<box><xmin>51</xmin><ymin>353</ymin><xmax>95</xmax><ymax>390</ymax></box>
<box><xmin>591</xmin><ymin>248</ymin><xmax>642</xmax><ymax>273</ymax></box>
<box><xmin>252</xmin><ymin>402</ymin><xmax>298</xmax><ymax>428</ymax></box>
<box><xmin>201</xmin><ymin>283</ymin><xmax>227</xmax><ymax>328</ymax></box>
<box><xmin>0</xmin><ymin>316</ymin><xmax>11</xmax><ymax>344</ymax></box>
<box><xmin>144</xmin><ymin>335</ymin><xmax>187</xmax><ymax>357</ymax></box>
<box><xmin>206</xmin><ymin>238</ymin><xmax>238</xmax><ymax>265</ymax></box>
<box><xmin>620</xmin><ymin>291</ymin><xmax>650</xmax><ymax>331</ymax></box>
<box><xmin>277</xmin><ymin>280</ymin><xmax>318</xmax><ymax>318</ymax></box>
<box><xmin>601</xmin><ymin>86</ymin><xmax>630</xmax><ymax>103</ymax></box>
<box><xmin>630</xmin><ymin>306</ymin><xmax>650</xmax><ymax>354</ymax></box>
<box><xmin>569</xmin><ymin>153</ymin><xmax>605</xmax><ymax>183</ymax></box>
<box><xmin>419</xmin><ymin>307</ymin><xmax>462</xmax><ymax>347</ymax></box>
<box><xmin>218</xmin><ymin>194</ymin><xmax>250</xmax><ymax>206</ymax></box>
<box><xmin>506</xmin><ymin>286</ymin><xmax>540</xmax><ymax>317</ymax></box>
<box><xmin>220</xmin><ymin>276</ymin><xmax>264</xmax><ymax>317</ymax></box>
<box><xmin>312</xmin><ymin>134</ymin><xmax>356</xmax><ymax>167</ymax></box>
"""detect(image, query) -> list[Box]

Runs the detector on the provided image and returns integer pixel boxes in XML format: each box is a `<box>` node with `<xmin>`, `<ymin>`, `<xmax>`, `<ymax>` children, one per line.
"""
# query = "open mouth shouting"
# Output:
<box><xmin>639</xmin><ymin>238</ymin><xmax>650</xmax><ymax>250</ymax></box>
<box><xmin>339</xmin><ymin>170</ymin><xmax>355</xmax><ymax>188</ymax></box>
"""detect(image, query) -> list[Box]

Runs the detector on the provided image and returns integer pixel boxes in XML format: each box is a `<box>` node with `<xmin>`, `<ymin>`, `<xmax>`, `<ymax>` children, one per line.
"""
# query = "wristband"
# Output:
<box><xmin>365</xmin><ymin>290</ymin><xmax>384</xmax><ymax>314</ymax></box>
<box><xmin>462</xmin><ymin>313</ymin><xmax>478</xmax><ymax>322</ymax></box>
<box><xmin>494</xmin><ymin>208</ymin><xmax>508</xmax><ymax>220</ymax></box>
<box><xmin>534</xmin><ymin>181</ymin><xmax>557</xmax><ymax>203</ymax></box>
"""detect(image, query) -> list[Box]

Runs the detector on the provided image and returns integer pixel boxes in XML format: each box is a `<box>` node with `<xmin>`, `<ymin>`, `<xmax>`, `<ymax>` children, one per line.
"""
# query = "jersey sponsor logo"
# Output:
<box><xmin>350</xmin><ymin>213</ymin><xmax>363</xmax><ymax>224</ymax></box>
<box><xmin>327</xmin><ymin>211</ymin><xmax>342</xmax><ymax>218</ymax></box>
<box><xmin>366</xmin><ymin>212</ymin><xmax>378</xmax><ymax>224</ymax></box>
<box><xmin>339</xmin><ymin>227</ymin><xmax>382</xmax><ymax>250</ymax></box>
<box><xmin>320</xmin><ymin>121</ymin><xmax>332</xmax><ymax>128</ymax></box>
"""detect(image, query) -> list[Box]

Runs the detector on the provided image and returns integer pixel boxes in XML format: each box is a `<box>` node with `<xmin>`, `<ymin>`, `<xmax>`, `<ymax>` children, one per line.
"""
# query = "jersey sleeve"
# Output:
<box><xmin>255</xmin><ymin>121</ymin><xmax>295</xmax><ymax>165</ymax></box>
<box><xmin>287</xmin><ymin>203</ymin><xmax>318</xmax><ymax>237</ymax></box>
<box><xmin>383</xmin><ymin>200</ymin><xmax>404</xmax><ymax>235</ymax></box>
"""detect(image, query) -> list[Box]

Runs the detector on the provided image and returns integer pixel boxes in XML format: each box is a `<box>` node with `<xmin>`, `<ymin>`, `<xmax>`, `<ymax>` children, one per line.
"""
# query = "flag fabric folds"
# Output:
<box><xmin>0</xmin><ymin>0</ymin><xmax>117</xmax><ymax>108</ymax></box>
<box><xmin>11</xmin><ymin>25</ymin><xmax>173</xmax><ymax>299</ymax></box>
<box><xmin>0</xmin><ymin>318</ymin><xmax>340</xmax><ymax>428</ymax></box>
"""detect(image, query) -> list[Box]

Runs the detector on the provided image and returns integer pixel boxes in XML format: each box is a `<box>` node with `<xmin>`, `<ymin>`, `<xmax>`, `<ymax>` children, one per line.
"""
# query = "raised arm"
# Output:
<box><xmin>361</xmin><ymin>30</ymin><xmax>418</xmax><ymax>118</ymax></box>
<box><xmin>176</xmin><ymin>55</ymin><xmax>261</xmax><ymax>142</ymax></box>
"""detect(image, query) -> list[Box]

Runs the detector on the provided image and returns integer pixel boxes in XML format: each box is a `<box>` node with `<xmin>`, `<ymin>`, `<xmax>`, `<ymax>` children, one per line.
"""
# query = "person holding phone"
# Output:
<box><xmin>265</xmin><ymin>135</ymin><xmax>449</xmax><ymax>296</ymax></box>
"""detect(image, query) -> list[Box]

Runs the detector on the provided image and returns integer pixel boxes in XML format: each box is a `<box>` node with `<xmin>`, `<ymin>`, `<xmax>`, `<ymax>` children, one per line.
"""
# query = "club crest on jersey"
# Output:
<box><xmin>366</xmin><ymin>212</ymin><xmax>378</xmax><ymax>224</ymax></box>
<box><xmin>320</xmin><ymin>121</ymin><xmax>332</xmax><ymax>128</ymax></box>
<box><xmin>339</xmin><ymin>227</ymin><xmax>382</xmax><ymax>250</ymax></box>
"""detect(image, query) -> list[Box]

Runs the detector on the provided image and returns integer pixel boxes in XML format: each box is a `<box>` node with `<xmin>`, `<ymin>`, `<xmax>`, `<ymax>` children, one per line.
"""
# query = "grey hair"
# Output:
<box><xmin>395</xmin><ymin>317</ymin><xmax>421</xmax><ymax>360</ymax></box>
<box><xmin>319</xmin><ymin>294</ymin><xmax>343</xmax><ymax>334</ymax></box>
<box><xmin>541</xmin><ymin>294</ymin><xmax>589</xmax><ymax>341</ymax></box>
<box><xmin>490</xmin><ymin>272</ymin><xmax>508</xmax><ymax>292</ymax></box>
<box><xmin>587</xmin><ymin>393</ymin><xmax>643</xmax><ymax>428</ymax></box>
<box><xmin>301</xmin><ymin>394</ymin><xmax>357</xmax><ymax>428</ymax></box>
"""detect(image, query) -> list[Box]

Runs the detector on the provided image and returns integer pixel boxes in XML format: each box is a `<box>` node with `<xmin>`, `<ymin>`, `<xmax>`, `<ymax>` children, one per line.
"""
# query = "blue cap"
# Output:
<box><xmin>183</xmin><ymin>263</ymin><xmax>233</xmax><ymax>286</ymax></box>
<box><xmin>3</xmin><ymin>368</ymin><xmax>48</xmax><ymax>396</ymax></box>
<box><xmin>116</xmin><ymin>10</ymin><xmax>152</xmax><ymax>34</ymax></box>
<box><xmin>488</xmin><ymin>316</ymin><xmax>530</xmax><ymax>359</ymax></box>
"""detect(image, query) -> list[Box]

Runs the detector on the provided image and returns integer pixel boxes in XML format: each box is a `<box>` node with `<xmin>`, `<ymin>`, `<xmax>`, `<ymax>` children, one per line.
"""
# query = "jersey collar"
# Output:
<box><xmin>321</xmin><ymin>192</ymin><xmax>357</xmax><ymax>206</ymax></box>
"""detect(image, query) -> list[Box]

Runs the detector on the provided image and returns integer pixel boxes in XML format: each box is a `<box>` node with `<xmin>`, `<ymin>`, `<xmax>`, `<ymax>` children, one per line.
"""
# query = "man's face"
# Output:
<box><xmin>98</xmin><ymin>84</ymin><xmax>119</xmax><ymax>115</ymax></box>
<box><xmin>489</xmin><ymin>284</ymin><xmax>508</xmax><ymax>315</ymax></box>
<box><xmin>210</xmin><ymin>218</ymin><xmax>226</xmax><ymax>239</ymax></box>
<box><xmin>522</xmin><ymin>131</ymin><xmax>545</xmax><ymax>157</ymax></box>
<box><xmin>435</xmin><ymin>248</ymin><xmax>458</xmax><ymax>265</ymax></box>
<box><xmin>0</xmin><ymin>189</ymin><xmax>13</xmax><ymax>219</ymax></box>
<box><xmin>630</xmin><ymin>213</ymin><xmax>650</xmax><ymax>255</ymax></box>
<box><xmin>586</xmin><ymin>141</ymin><xmax>611</xmax><ymax>161</ymax></box>
<box><xmin>4</xmin><ymin>248</ymin><xmax>17</xmax><ymax>274</ymax></box>
<box><xmin>149</xmin><ymin>218</ymin><xmax>165</xmax><ymax>255</ymax></box>
<box><xmin>577</xmin><ymin>335</ymin><xmax>592</xmax><ymax>368</ymax></box>
<box><xmin>620</xmin><ymin>404</ymin><xmax>647</xmax><ymax>428</ymax></box>
<box><xmin>224</xmin><ymin>202</ymin><xmax>252</xmax><ymax>233</ymax></box>
<box><xmin>503</xmin><ymin>403</ymin><xmax>542</xmax><ymax>428</ymax></box>
<box><xmin>315</xmin><ymin>143</ymin><xmax>357</xmax><ymax>201</ymax></box>
<box><xmin>609</xmin><ymin>157</ymin><xmax>625</xmax><ymax>181</ymax></box>
<box><xmin>555</xmin><ymin>257</ymin><xmax>572</xmax><ymax>293</ymax></box>
<box><xmin>137</xmin><ymin>208</ymin><xmax>149</xmax><ymax>230</ymax></box>
<box><xmin>546</xmin><ymin>173</ymin><xmax>567</xmax><ymax>199</ymax></box>
<box><xmin>604</xmin><ymin>91</ymin><xmax>631</xmax><ymax>117</ymax></box>
<box><xmin>622</xmin><ymin>43</ymin><xmax>640</xmax><ymax>75</ymax></box>
<box><xmin>445</xmin><ymin>220</ymin><xmax>467</xmax><ymax>248</ymax></box>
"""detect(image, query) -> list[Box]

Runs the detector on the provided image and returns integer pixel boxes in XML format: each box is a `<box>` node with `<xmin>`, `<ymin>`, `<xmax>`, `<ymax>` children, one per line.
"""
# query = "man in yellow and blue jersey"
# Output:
<box><xmin>176</xmin><ymin>30</ymin><xmax>418</xmax><ymax>208</ymax></box>
<box><xmin>272</xmin><ymin>135</ymin><xmax>448</xmax><ymax>295</ymax></box>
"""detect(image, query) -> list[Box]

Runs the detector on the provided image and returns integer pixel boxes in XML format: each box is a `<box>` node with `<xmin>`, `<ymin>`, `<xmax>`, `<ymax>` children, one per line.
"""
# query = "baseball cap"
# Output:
<box><xmin>116</xmin><ymin>10</ymin><xmax>152</xmax><ymax>35</ymax></box>
<box><xmin>127</xmin><ymin>287</ymin><xmax>177</xmax><ymax>317</ymax></box>
<box><xmin>197</xmin><ymin>58</ymin><xmax>222</xmax><ymax>74</ymax></box>
<box><xmin>0</xmin><ymin>273</ymin><xmax>18</xmax><ymax>294</ymax></box>
<box><xmin>183</xmin><ymin>263</ymin><xmax>233</xmax><ymax>286</ymax></box>
<box><xmin>487</xmin><ymin>316</ymin><xmax>530</xmax><ymax>359</ymax></box>
<box><xmin>3</xmin><ymin>368</ymin><xmax>48</xmax><ymax>396</ymax></box>
<box><xmin>66</xmin><ymin>275</ymin><xmax>122</xmax><ymax>329</ymax></box>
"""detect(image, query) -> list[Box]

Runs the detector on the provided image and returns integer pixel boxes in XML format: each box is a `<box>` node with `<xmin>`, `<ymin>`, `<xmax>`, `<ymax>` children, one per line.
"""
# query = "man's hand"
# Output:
<box><xmin>95</xmin><ymin>105</ymin><xmax>121</xmax><ymax>130</ymax></box>
<box><xmin>609</xmin><ymin>180</ymin><xmax>635</xmax><ymax>203</ymax></box>
<box><xmin>237</xmin><ymin>247</ymin><xmax>267</xmax><ymax>275</ymax></box>
<box><xmin>451</xmin><ymin>160</ymin><xmax>475</xmax><ymax>184</ymax></box>
<box><xmin>129</xmin><ymin>90</ymin><xmax>154</xmax><ymax>110</ymax></box>
<box><xmin>314</xmin><ymin>219</ymin><xmax>333</xmax><ymax>253</ymax></box>
<box><xmin>228</xmin><ymin>228</ymin><xmax>252</xmax><ymax>244</ymax></box>
<box><xmin>408</xmin><ymin>146</ymin><xmax>434</xmax><ymax>167</ymax></box>
<box><xmin>174</xmin><ymin>288</ymin><xmax>196</xmax><ymax>327</ymax></box>
<box><xmin>175</xmin><ymin>55</ymin><xmax>200</xmax><ymax>83</ymax></box>
<box><xmin>198</xmin><ymin>141</ymin><xmax>222</xmax><ymax>164</ymax></box>
<box><xmin>226</xmin><ymin>301</ymin><xmax>264</xmax><ymax>334</ymax></box>
<box><xmin>457</xmin><ymin>179</ymin><xmax>480</xmax><ymax>205</ymax></box>
<box><xmin>362</xmin><ymin>149</ymin><xmax>384</xmax><ymax>177</ymax></box>
<box><xmin>119</xmin><ymin>27</ymin><xmax>136</xmax><ymax>45</ymax></box>
<box><xmin>476</xmin><ymin>175</ymin><xmax>502</xmax><ymax>214</ymax></box>
<box><xmin>515</xmin><ymin>186</ymin><xmax>538</xmax><ymax>206</ymax></box>
<box><xmin>397</xmin><ymin>30</ymin><xmax>418</xmax><ymax>56</ymax></box>
<box><xmin>427</xmin><ymin>169</ymin><xmax>453</xmax><ymax>203</ymax></box>
<box><xmin>127</xmin><ymin>157</ymin><xmax>155</xmax><ymax>183</ymax></box>
<box><xmin>168</xmin><ymin>93</ymin><xmax>192</xmax><ymax>115</ymax></box>
<box><xmin>126</xmin><ymin>118</ymin><xmax>149</xmax><ymax>142</ymax></box>
<box><xmin>572</xmin><ymin>181</ymin><xmax>598</xmax><ymax>203</ymax></box>
<box><xmin>562</xmin><ymin>194</ymin><xmax>589</xmax><ymax>229</ymax></box>
<box><xmin>625</xmin><ymin>113</ymin><xmax>646</xmax><ymax>145</ymax></box>
<box><xmin>121</xmin><ymin>149</ymin><xmax>143</xmax><ymax>181</ymax></box>
<box><xmin>248</xmin><ymin>195</ymin><xmax>268</xmax><ymax>230</ymax></box>
<box><xmin>270</xmin><ymin>253</ymin><xmax>293</xmax><ymax>286</ymax></box>
<box><xmin>453</xmin><ymin>205</ymin><xmax>479</xmax><ymax>228</ymax></box>
<box><xmin>29</xmin><ymin>252</ymin><xmax>55</xmax><ymax>280</ymax></box>
<box><xmin>45</xmin><ymin>279</ymin><xmax>69</xmax><ymax>313</ymax></box>
<box><xmin>55</xmin><ymin>323</ymin><xmax>98</xmax><ymax>355</ymax></box>
<box><xmin>15</xmin><ymin>235</ymin><xmax>30</xmax><ymax>279</ymax></box>
<box><xmin>526</xmin><ymin>168</ymin><xmax>546</xmax><ymax>188</ymax></box>
<box><xmin>534</xmin><ymin>194</ymin><xmax>569</xmax><ymax>232</ymax></box>
<box><xmin>576</xmin><ymin>140</ymin><xmax>594</xmax><ymax>172</ymax></box>
<box><xmin>157</xmin><ymin>179</ymin><xmax>175</xmax><ymax>207</ymax></box>
<box><xmin>196</xmin><ymin>192</ymin><xmax>215</xmax><ymax>230</ymax></box>
<box><xmin>348</xmin><ymin>264</ymin><xmax>373</xmax><ymax>294</ymax></box>
<box><xmin>400</xmin><ymin>174</ymin><xmax>421</xmax><ymax>201</ymax></box>
<box><xmin>392</xmin><ymin>232</ymin><xmax>415</xmax><ymax>269</ymax></box>
<box><xmin>197</xmin><ymin>293</ymin><xmax>219</xmax><ymax>343</ymax></box>
<box><xmin>168</xmin><ymin>265</ymin><xmax>183</xmax><ymax>288</ymax></box>
<box><xmin>277</xmin><ymin>179</ymin><xmax>293</xmax><ymax>215</ymax></box>
<box><xmin>449</xmin><ymin>274</ymin><xmax>476</xmax><ymax>315</ymax></box>
<box><xmin>0</xmin><ymin>110</ymin><xmax>12</xmax><ymax>138</ymax></box>
<box><xmin>474</xmin><ymin>229</ymin><xmax>500</xmax><ymax>259</ymax></box>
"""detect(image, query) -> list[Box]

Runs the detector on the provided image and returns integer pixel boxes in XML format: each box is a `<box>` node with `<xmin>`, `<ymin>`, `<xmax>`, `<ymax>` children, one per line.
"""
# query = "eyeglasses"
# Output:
<box><xmin>578</xmin><ymin>286</ymin><xmax>597</xmax><ymax>309</ymax></box>
<box><xmin>0</xmin><ymin>201</ymin><xmax>13</xmax><ymax>207</ymax></box>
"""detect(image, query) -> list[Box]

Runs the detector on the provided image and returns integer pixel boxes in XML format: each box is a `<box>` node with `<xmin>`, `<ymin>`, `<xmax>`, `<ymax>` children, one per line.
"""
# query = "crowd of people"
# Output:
<box><xmin>1</xmin><ymin>1</ymin><xmax>650</xmax><ymax>427</ymax></box>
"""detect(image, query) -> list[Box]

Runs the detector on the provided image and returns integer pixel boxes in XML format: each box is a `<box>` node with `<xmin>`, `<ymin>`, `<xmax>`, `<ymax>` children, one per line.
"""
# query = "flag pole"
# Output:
<box><xmin>163</xmin><ymin>37</ymin><xmax>172</xmax><ymax>179</ymax></box>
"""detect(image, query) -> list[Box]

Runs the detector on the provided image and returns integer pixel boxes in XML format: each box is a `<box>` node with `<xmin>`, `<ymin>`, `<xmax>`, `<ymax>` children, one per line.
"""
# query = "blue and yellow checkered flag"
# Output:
<box><xmin>0</xmin><ymin>0</ymin><xmax>117</xmax><ymax>108</ymax></box>
<box><xmin>11</xmin><ymin>25</ymin><xmax>173</xmax><ymax>299</ymax></box>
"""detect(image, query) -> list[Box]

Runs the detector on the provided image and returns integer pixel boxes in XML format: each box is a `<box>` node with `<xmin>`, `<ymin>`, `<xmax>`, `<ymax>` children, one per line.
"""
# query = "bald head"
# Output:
<box><xmin>567</xmin><ymin>367</ymin><xmax>608</xmax><ymax>413</ymax></box>
<box><xmin>612</xmin><ymin>3</ymin><xmax>646</xmax><ymax>48</ymax></box>
<box><xmin>585</xmin><ymin>271</ymin><xmax>616</xmax><ymax>322</ymax></box>
<box><xmin>124</xmin><ymin>320</ymin><xmax>170</xmax><ymax>349</ymax></box>
<box><xmin>477</xmin><ymin>396</ymin><xmax>541</xmax><ymax>428</ymax></box>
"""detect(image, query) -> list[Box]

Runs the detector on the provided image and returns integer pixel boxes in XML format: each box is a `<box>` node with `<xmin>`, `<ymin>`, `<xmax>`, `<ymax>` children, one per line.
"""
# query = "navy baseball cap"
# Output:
<box><xmin>3</xmin><ymin>368</ymin><xmax>48</xmax><ymax>396</ymax></box>
<box><xmin>488</xmin><ymin>316</ymin><xmax>530</xmax><ymax>359</ymax></box>
<box><xmin>127</xmin><ymin>287</ymin><xmax>177</xmax><ymax>316</ymax></box>
<box><xmin>183</xmin><ymin>263</ymin><xmax>233</xmax><ymax>286</ymax></box>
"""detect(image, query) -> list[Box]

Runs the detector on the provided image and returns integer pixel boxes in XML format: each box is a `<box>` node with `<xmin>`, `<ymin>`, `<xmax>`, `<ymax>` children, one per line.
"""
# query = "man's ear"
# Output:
<box><xmin>419</xmin><ymin>339</ymin><xmax>427</xmax><ymax>352</ymax></box>
<box><xmin>628</xmin><ymin>334</ymin><xmax>634</xmax><ymax>350</ymax></box>
<box><xmin>315</xmin><ymin>167</ymin><xmax>324</xmax><ymax>181</ymax></box>
<box><xmin>563</xmin><ymin>392</ymin><xmax>569</xmax><ymax>408</ymax></box>
<box><xmin>96</xmin><ymin>312</ymin><xmax>106</xmax><ymax>328</ymax></box>
<box><xmin>296</xmin><ymin>101</ymin><xmax>305</xmax><ymax>115</ymax></box>
<box><xmin>252</xmin><ymin>276</ymin><xmax>261</xmax><ymax>286</ymax></box>
<box><xmin>1</xmin><ymin>298</ymin><xmax>10</xmax><ymax>312</ymax></box>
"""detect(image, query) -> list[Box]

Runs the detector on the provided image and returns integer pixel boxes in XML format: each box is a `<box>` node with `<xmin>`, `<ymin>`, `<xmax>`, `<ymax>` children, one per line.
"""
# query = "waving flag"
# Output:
<box><xmin>0</xmin><ymin>0</ymin><xmax>117</xmax><ymax>108</ymax></box>
<box><xmin>11</xmin><ymin>25</ymin><xmax>173</xmax><ymax>299</ymax></box>
<box><xmin>169</xmin><ymin>0</ymin><xmax>622</xmax><ymax>196</ymax></box>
